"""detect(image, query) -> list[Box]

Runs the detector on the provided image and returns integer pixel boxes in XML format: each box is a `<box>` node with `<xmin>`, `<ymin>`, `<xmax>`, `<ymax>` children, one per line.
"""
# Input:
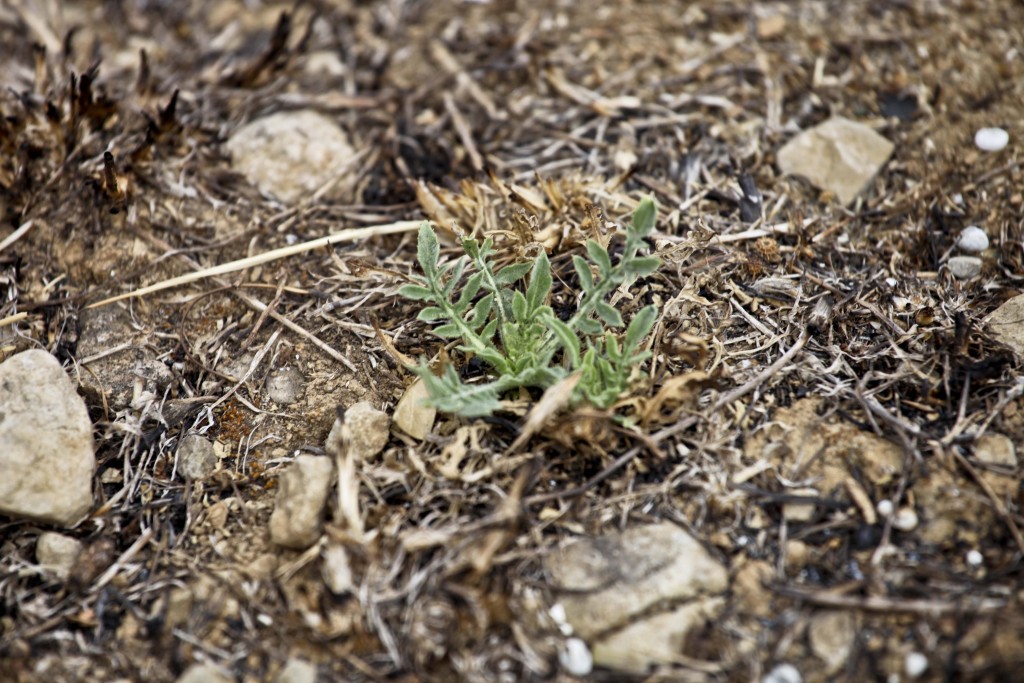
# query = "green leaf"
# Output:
<box><xmin>462</xmin><ymin>238</ymin><xmax>481</xmax><ymax>259</ymax></box>
<box><xmin>631</xmin><ymin>197</ymin><xmax>657</xmax><ymax>238</ymax></box>
<box><xmin>511</xmin><ymin>290</ymin><xmax>528</xmax><ymax>321</ymax></box>
<box><xmin>595</xmin><ymin>301</ymin><xmax>624</xmax><ymax>328</ymax></box>
<box><xmin>479</xmin><ymin>318</ymin><xmax>499</xmax><ymax>344</ymax></box>
<box><xmin>432</xmin><ymin>323</ymin><xmax>463</xmax><ymax>338</ymax></box>
<box><xmin>586</xmin><ymin>240</ymin><xmax>612</xmax><ymax>275</ymax></box>
<box><xmin>455</xmin><ymin>272</ymin><xmax>485</xmax><ymax>311</ymax></box>
<box><xmin>494</xmin><ymin>262</ymin><xmax>532</xmax><ymax>286</ymax></box>
<box><xmin>398</xmin><ymin>284</ymin><xmax>434</xmax><ymax>302</ymax></box>
<box><xmin>547</xmin><ymin>316</ymin><xmax>581</xmax><ymax>367</ymax></box>
<box><xmin>417</xmin><ymin>306</ymin><xmax>447</xmax><ymax>322</ymax></box>
<box><xmin>624</xmin><ymin>305</ymin><xmax>658</xmax><ymax>352</ymax></box>
<box><xmin>441</xmin><ymin>257</ymin><xmax>468</xmax><ymax>297</ymax></box>
<box><xmin>526</xmin><ymin>252</ymin><xmax>552</xmax><ymax>310</ymax></box>
<box><xmin>623</xmin><ymin>256</ymin><xmax>661</xmax><ymax>277</ymax></box>
<box><xmin>576</xmin><ymin>317</ymin><xmax>603</xmax><ymax>335</ymax></box>
<box><xmin>417</xmin><ymin>223</ymin><xmax>439</xmax><ymax>277</ymax></box>
<box><xmin>469</xmin><ymin>293</ymin><xmax>494</xmax><ymax>328</ymax></box>
<box><xmin>573</xmin><ymin>255</ymin><xmax>594</xmax><ymax>290</ymax></box>
<box><xmin>604</xmin><ymin>332</ymin><xmax>621</xmax><ymax>358</ymax></box>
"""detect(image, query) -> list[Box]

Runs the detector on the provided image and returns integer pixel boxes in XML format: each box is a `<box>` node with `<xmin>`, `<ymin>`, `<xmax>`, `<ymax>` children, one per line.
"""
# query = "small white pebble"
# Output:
<box><xmin>549</xmin><ymin>603</ymin><xmax>567</xmax><ymax>625</ymax></box>
<box><xmin>893</xmin><ymin>507</ymin><xmax>919</xmax><ymax>531</ymax></box>
<box><xmin>876</xmin><ymin>499</ymin><xmax>894</xmax><ymax>517</ymax></box>
<box><xmin>966</xmin><ymin>549</ymin><xmax>984</xmax><ymax>567</ymax></box>
<box><xmin>763</xmin><ymin>663</ymin><xmax>802</xmax><ymax>683</ymax></box>
<box><xmin>559</xmin><ymin>637</ymin><xmax>593</xmax><ymax>677</ymax></box>
<box><xmin>885</xmin><ymin>277</ymin><xmax>897</xmax><ymax>287</ymax></box>
<box><xmin>952</xmin><ymin>193</ymin><xmax>964</xmax><ymax>205</ymax></box>
<box><xmin>257</xmin><ymin>613</ymin><xmax>274</xmax><ymax>626</ymax></box>
<box><xmin>975</xmin><ymin>127</ymin><xmax>1009</xmax><ymax>152</ymax></box>
<box><xmin>956</xmin><ymin>226</ymin><xmax>989</xmax><ymax>253</ymax></box>
<box><xmin>905</xmin><ymin>651</ymin><xmax>929</xmax><ymax>678</ymax></box>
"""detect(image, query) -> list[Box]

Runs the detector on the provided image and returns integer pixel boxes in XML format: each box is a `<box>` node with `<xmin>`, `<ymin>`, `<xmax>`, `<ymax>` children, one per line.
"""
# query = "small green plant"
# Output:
<box><xmin>399</xmin><ymin>198</ymin><xmax>661</xmax><ymax>417</ymax></box>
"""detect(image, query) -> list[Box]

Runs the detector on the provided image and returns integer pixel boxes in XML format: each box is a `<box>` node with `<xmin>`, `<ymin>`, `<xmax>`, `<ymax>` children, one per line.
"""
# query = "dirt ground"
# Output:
<box><xmin>2</xmin><ymin>0</ymin><xmax>1024</xmax><ymax>681</ymax></box>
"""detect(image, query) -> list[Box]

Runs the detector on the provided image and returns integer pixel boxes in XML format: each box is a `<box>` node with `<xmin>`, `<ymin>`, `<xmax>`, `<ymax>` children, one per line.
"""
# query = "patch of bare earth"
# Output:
<box><xmin>1</xmin><ymin>1</ymin><xmax>1023</xmax><ymax>681</ymax></box>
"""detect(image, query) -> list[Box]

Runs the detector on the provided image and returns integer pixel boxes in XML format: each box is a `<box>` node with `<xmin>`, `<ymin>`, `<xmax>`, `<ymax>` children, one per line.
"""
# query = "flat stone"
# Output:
<box><xmin>777</xmin><ymin>117</ymin><xmax>894</xmax><ymax>205</ymax></box>
<box><xmin>808</xmin><ymin>610</ymin><xmax>857</xmax><ymax>674</ymax></box>
<box><xmin>177</xmin><ymin>434</ymin><xmax>218</xmax><ymax>480</ymax></box>
<box><xmin>266</xmin><ymin>366</ymin><xmax>305</xmax><ymax>405</ymax></box>
<box><xmin>948</xmin><ymin>255</ymin><xmax>982</xmax><ymax>279</ymax></box>
<box><xmin>36</xmin><ymin>532</ymin><xmax>84</xmax><ymax>580</ymax></box>
<box><xmin>325</xmin><ymin>401</ymin><xmax>390</xmax><ymax>459</ymax></box>
<box><xmin>275</xmin><ymin>657</ymin><xmax>317</xmax><ymax>683</ymax></box>
<box><xmin>782</xmin><ymin>487</ymin><xmax>820</xmax><ymax>522</ymax></box>
<box><xmin>591</xmin><ymin>597</ymin><xmax>725</xmax><ymax>673</ymax></box>
<box><xmin>269</xmin><ymin>455</ymin><xmax>334</xmax><ymax>549</ymax></box>
<box><xmin>545</xmin><ymin>522</ymin><xmax>728</xmax><ymax>643</ymax></box>
<box><xmin>986</xmin><ymin>294</ymin><xmax>1024</xmax><ymax>357</ymax></box>
<box><xmin>0</xmin><ymin>350</ymin><xmax>95</xmax><ymax>526</ymax></box>
<box><xmin>175</xmin><ymin>663</ymin><xmax>234</xmax><ymax>683</ymax></box>
<box><xmin>226</xmin><ymin>110</ymin><xmax>356</xmax><ymax>204</ymax></box>
<box><xmin>974</xmin><ymin>433</ymin><xmax>1017</xmax><ymax>468</ymax></box>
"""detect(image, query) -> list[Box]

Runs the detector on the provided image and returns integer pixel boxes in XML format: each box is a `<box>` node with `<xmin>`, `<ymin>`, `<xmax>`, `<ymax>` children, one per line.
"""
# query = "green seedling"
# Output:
<box><xmin>399</xmin><ymin>197</ymin><xmax>661</xmax><ymax>417</ymax></box>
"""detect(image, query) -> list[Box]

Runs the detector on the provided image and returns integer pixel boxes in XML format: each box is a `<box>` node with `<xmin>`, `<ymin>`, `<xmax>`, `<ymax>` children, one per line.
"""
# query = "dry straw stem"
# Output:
<box><xmin>87</xmin><ymin>220</ymin><xmax>422</xmax><ymax>308</ymax></box>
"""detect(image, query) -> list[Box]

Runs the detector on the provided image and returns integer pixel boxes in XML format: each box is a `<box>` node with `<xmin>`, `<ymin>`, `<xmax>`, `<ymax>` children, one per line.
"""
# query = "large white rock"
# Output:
<box><xmin>777</xmin><ymin>117</ymin><xmax>894</xmax><ymax>205</ymax></box>
<box><xmin>36</xmin><ymin>532</ymin><xmax>84</xmax><ymax>580</ymax></box>
<box><xmin>226</xmin><ymin>110</ymin><xmax>356</xmax><ymax>204</ymax></box>
<box><xmin>0</xmin><ymin>350</ymin><xmax>95</xmax><ymax>526</ymax></box>
<box><xmin>325</xmin><ymin>401</ymin><xmax>390</xmax><ymax>459</ymax></box>
<box><xmin>269</xmin><ymin>455</ymin><xmax>334</xmax><ymax>549</ymax></box>
<box><xmin>545</xmin><ymin>522</ymin><xmax>728</xmax><ymax>672</ymax></box>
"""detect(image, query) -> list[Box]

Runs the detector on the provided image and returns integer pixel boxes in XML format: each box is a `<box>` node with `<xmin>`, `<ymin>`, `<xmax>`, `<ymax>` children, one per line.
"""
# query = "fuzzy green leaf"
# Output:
<box><xmin>526</xmin><ymin>252</ymin><xmax>552</xmax><ymax>310</ymax></box>
<box><xmin>417</xmin><ymin>306</ymin><xmax>447</xmax><ymax>322</ymax></box>
<box><xmin>573</xmin><ymin>255</ymin><xmax>594</xmax><ymax>290</ymax></box>
<box><xmin>576</xmin><ymin>317</ymin><xmax>603</xmax><ymax>335</ymax></box>
<box><xmin>469</xmin><ymin>293</ymin><xmax>494</xmax><ymax>329</ymax></box>
<box><xmin>624</xmin><ymin>305</ymin><xmax>658</xmax><ymax>352</ymax></box>
<box><xmin>416</xmin><ymin>222</ymin><xmax>439</xmax><ymax>276</ymax></box>
<box><xmin>494</xmin><ymin>262</ymin><xmax>532</xmax><ymax>286</ymax></box>
<box><xmin>547</xmin><ymin>316</ymin><xmax>580</xmax><ymax>367</ymax></box>
<box><xmin>631</xmin><ymin>197</ymin><xmax>657</xmax><ymax>238</ymax></box>
<box><xmin>623</xmin><ymin>256</ymin><xmax>661</xmax><ymax>277</ymax></box>
<box><xmin>398</xmin><ymin>284</ymin><xmax>435</xmax><ymax>302</ymax></box>
<box><xmin>595</xmin><ymin>301</ymin><xmax>624</xmax><ymax>328</ymax></box>
<box><xmin>432</xmin><ymin>323</ymin><xmax>463</xmax><ymax>338</ymax></box>
<box><xmin>586</xmin><ymin>240</ymin><xmax>612</xmax><ymax>275</ymax></box>
<box><xmin>511</xmin><ymin>290</ymin><xmax>529</xmax><ymax>322</ymax></box>
<box><xmin>455</xmin><ymin>272</ymin><xmax>485</xmax><ymax>311</ymax></box>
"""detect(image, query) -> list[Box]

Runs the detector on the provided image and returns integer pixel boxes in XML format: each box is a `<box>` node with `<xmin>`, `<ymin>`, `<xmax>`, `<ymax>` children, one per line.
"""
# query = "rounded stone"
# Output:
<box><xmin>974</xmin><ymin>127</ymin><xmax>1009</xmax><ymax>152</ymax></box>
<box><xmin>947</xmin><ymin>256</ymin><xmax>982</xmax><ymax>280</ymax></box>
<box><xmin>956</xmin><ymin>226</ymin><xmax>989</xmax><ymax>253</ymax></box>
<box><xmin>266</xmin><ymin>366</ymin><xmax>306</xmax><ymax>405</ymax></box>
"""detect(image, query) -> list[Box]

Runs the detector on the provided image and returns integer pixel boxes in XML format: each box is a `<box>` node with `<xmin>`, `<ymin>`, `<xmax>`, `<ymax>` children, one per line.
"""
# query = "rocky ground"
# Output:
<box><xmin>1</xmin><ymin>1</ymin><xmax>1024</xmax><ymax>682</ymax></box>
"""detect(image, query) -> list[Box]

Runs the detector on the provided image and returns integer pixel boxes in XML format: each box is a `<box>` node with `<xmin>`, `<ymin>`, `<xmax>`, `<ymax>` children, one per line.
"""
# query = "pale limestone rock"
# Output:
<box><xmin>545</xmin><ymin>522</ymin><xmax>728</xmax><ymax>672</ymax></box>
<box><xmin>808</xmin><ymin>610</ymin><xmax>857</xmax><ymax>674</ymax></box>
<box><xmin>325</xmin><ymin>401</ymin><xmax>390</xmax><ymax>459</ymax></box>
<box><xmin>777</xmin><ymin>117</ymin><xmax>894</xmax><ymax>205</ymax></box>
<box><xmin>275</xmin><ymin>657</ymin><xmax>317</xmax><ymax>683</ymax></box>
<box><xmin>175</xmin><ymin>663</ymin><xmax>234</xmax><ymax>683</ymax></box>
<box><xmin>226</xmin><ymin>110</ymin><xmax>356</xmax><ymax>204</ymax></box>
<box><xmin>0</xmin><ymin>350</ymin><xmax>95</xmax><ymax>526</ymax></box>
<box><xmin>269</xmin><ymin>456</ymin><xmax>334</xmax><ymax>549</ymax></box>
<box><xmin>177</xmin><ymin>434</ymin><xmax>218</xmax><ymax>480</ymax></box>
<box><xmin>987</xmin><ymin>293</ymin><xmax>1024</xmax><ymax>357</ymax></box>
<box><xmin>36</xmin><ymin>533</ymin><xmax>84</xmax><ymax>580</ymax></box>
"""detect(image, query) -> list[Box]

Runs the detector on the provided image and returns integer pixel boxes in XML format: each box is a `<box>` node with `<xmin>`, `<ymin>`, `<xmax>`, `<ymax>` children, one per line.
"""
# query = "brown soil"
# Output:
<box><xmin>2</xmin><ymin>1</ymin><xmax>1023</xmax><ymax>682</ymax></box>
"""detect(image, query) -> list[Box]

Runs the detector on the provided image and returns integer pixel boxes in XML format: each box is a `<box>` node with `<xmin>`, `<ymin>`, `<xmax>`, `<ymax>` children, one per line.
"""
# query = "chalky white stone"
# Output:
<box><xmin>947</xmin><ymin>256</ymin><xmax>983</xmax><ymax>280</ymax></box>
<box><xmin>905</xmin><ymin>652</ymin><xmax>929</xmax><ymax>678</ymax></box>
<box><xmin>0</xmin><ymin>350</ymin><xmax>95</xmax><ymax>526</ymax></box>
<box><xmin>956</xmin><ymin>226</ymin><xmax>989</xmax><ymax>253</ymax></box>
<box><xmin>974</xmin><ymin>127</ymin><xmax>1009</xmax><ymax>152</ymax></box>
<box><xmin>966</xmin><ymin>549</ymin><xmax>984</xmax><ymax>567</ymax></box>
<box><xmin>763</xmin><ymin>663</ymin><xmax>803</xmax><ymax>683</ymax></box>
<box><xmin>559</xmin><ymin>637</ymin><xmax>593</xmax><ymax>677</ymax></box>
